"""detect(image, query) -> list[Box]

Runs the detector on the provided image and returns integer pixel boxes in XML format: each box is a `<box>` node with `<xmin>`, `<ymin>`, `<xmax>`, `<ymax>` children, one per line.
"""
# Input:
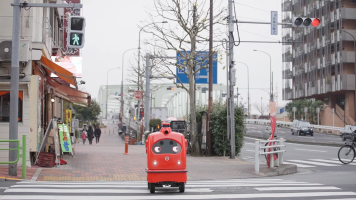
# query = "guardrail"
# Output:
<box><xmin>0</xmin><ymin>135</ymin><xmax>26</xmax><ymax>179</ymax></box>
<box><xmin>255</xmin><ymin>138</ymin><xmax>286</xmax><ymax>174</ymax></box>
<box><xmin>245</xmin><ymin>119</ymin><xmax>344</xmax><ymax>134</ymax></box>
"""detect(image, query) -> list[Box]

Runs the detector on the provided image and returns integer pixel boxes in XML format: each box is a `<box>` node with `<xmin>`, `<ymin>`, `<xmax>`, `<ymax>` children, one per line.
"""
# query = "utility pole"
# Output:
<box><xmin>207</xmin><ymin>0</ymin><xmax>213</xmax><ymax>156</ymax></box>
<box><xmin>228</xmin><ymin>0</ymin><xmax>236</xmax><ymax>159</ymax></box>
<box><xmin>9</xmin><ymin>0</ymin><xmax>21</xmax><ymax>176</ymax></box>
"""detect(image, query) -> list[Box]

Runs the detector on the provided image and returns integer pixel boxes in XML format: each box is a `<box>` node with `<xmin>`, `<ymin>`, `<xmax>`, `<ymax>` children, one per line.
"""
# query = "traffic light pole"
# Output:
<box><xmin>9</xmin><ymin>1</ymin><xmax>82</xmax><ymax>176</ymax></box>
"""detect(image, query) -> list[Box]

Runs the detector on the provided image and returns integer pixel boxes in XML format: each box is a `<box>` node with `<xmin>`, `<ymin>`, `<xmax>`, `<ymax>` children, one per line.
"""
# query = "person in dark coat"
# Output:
<box><xmin>87</xmin><ymin>125</ymin><xmax>94</xmax><ymax>145</ymax></box>
<box><xmin>94</xmin><ymin>125</ymin><xmax>102</xmax><ymax>144</ymax></box>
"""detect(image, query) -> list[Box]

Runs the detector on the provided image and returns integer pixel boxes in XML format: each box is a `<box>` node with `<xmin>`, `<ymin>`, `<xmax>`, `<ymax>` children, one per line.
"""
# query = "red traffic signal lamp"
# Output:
<box><xmin>167</xmin><ymin>87</ymin><xmax>174</xmax><ymax>90</ymax></box>
<box><xmin>292</xmin><ymin>17</ymin><xmax>320</xmax><ymax>28</ymax></box>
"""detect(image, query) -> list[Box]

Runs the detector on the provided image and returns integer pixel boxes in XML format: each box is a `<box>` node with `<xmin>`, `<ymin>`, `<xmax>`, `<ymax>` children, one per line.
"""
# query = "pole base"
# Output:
<box><xmin>123</xmin><ymin>153</ymin><xmax>129</xmax><ymax>155</ymax></box>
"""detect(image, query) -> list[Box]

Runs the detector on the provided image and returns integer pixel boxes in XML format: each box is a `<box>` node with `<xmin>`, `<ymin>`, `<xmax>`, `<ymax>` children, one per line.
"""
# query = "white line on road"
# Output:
<box><xmin>246</xmin><ymin>150</ymin><xmax>255</xmax><ymax>152</ymax></box>
<box><xmin>288</xmin><ymin>160</ymin><xmax>340</xmax><ymax>166</ymax></box>
<box><xmin>282</xmin><ymin>161</ymin><xmax>316</xmax><ymax>168</ymax></box>
<box><xmin>1</xmin><ymin>192</ymin><xmax>355</xmax><ymax>199</ymax></box>
<box><xmin>295</xmin><ymin>148</ymin><xmax>327</xmax><ymax>152</ymax></box>
<box><xmin>255</xmin><ymin>186</ymin><xmax>340</xmax><ymax>191</ymax></box>
<box><xmin>244</xmin><ymin>143</ymin><xmax>255</xmax><ymax>145</ymax></box>
<box><xmin>6</xmin><ymin>188</ymin><xmax>213</xmax><ymax>193</ymax></box>
<box><xmin>309</xmin><ymin>159</ymin><xmax>356</xmax><ymax>165</ymax></box>
<box><xmin>0</xmin><ymin>187</ymin><xmax>8</xmax><ymax>190</ymax></box>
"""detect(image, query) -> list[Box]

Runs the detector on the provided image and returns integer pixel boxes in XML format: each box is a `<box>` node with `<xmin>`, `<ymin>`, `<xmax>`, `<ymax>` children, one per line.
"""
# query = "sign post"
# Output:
<box><xmin>134</xmin><ymin>91</ymin><xmax>142</xmax><ymax>99</ymax></box>
<box><xmin>271</xmin><ymin>11</ymin><xmax>278</xmax><ymax>35</ymax></box>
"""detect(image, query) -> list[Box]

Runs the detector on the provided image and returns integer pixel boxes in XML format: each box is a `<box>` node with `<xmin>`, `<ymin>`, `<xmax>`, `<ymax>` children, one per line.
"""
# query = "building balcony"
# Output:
<box><xmin>341</xmin><ymin>8</ymin><xmax>356</xmax><ymax>20</ymax></box>
<box><xmin>341</xmin><ymin>74</ymin><xmax>356</xmax><ymax>91</ymax></box>
<box><xmin>282</xmin><ymin>53</ymin><xmax>292</xmax><ymax>62</ymax></box>
<box><xmin>341</xmin><ymin>30</ymin><xmax>356</xmax><ymax>42</ymax></box>
<box><xmin>282</xmin><ymin>69</ymin><xmax>293</xmax><ymax>79</ymax></box>
<box><xmin>342</xmin><ymin>51</ymin><xmax>355</xmax><ymax>63</ymax></box>
<box><xmin>308</xmin><ymin>87</ymin><xmax>317</xmax><ymax>96</ymax></box>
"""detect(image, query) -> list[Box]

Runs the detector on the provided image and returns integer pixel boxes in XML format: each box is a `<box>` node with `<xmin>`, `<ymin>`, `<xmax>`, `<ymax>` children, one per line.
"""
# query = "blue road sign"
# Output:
<box><xmin>176</xmin><ymin>51</ymin><xmax>217</xmax><ymax>84</ymax></box>
<box><xmin>271</xmin><ymin>11</ymin><xmax>278</xmax><ymax>35</ymax></box>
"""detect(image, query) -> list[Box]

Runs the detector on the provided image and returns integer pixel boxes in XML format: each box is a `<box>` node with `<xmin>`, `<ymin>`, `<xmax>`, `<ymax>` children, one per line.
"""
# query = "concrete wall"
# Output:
<box><xmin>320</xmin><ymin>106</ymin><xmax>345</xmax><ymax>127</ymax></box>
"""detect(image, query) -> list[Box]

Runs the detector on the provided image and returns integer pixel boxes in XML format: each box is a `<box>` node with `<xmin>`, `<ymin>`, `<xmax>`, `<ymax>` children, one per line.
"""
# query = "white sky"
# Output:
<box><xmin>80</xmin><ymin>0</ymin><xmax>289</xmax><ymax>115</ymax></box>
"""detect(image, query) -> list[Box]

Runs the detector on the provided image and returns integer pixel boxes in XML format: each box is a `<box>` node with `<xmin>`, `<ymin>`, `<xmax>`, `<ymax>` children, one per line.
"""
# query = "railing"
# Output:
<box><xmin>245</xmin><ymin>119</ymin><xmax>344</xmax><ymax>133</ymax></box>
<box><xmin>0</xmin><ymin>135</ymin><xmax>26</xmax><ymax>179</ymax></box>
<box><xmin>255</xmin><ymin>139</ymin><xmax>286</xmax><ymax>174</ymax></box>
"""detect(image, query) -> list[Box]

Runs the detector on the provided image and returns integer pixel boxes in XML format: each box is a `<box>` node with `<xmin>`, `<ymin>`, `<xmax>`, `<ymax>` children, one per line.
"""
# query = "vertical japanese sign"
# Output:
<box><xmin>65</xmin><ymin>109</ymin><xmax>72</xmax><ymax>133</ymax></box>
<box><xmin>58</xmin><ymin>124</ymin><xmax>72</xmax><ymax>153</ymax></box>
<box><xmin>271</xmin><ymin>11</ymin><xmax>278</xmax><ymax>35</ymax></box>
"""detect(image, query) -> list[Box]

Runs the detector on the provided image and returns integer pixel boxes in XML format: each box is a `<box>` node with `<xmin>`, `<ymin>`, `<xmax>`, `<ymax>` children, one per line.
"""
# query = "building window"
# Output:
<box><xmin>0</xmin><ymin>91</ymin><xmax>23</xmax><ymax>122</ymax></box>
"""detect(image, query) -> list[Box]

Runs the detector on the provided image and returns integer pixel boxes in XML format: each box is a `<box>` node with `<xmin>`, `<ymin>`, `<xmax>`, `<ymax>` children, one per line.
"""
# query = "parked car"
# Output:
<box><xmin>339</xmin><ymin>125</ymin><xmax>356</xmax><ymax>141</ymax></box>
<box><xmin>291</xmin><ymin>120</ymin><xmax>314</xmax><ymax>136</ymax></box>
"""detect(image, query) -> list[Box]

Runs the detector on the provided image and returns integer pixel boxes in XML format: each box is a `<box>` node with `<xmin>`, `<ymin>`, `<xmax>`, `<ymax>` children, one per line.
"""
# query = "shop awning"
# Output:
<box><xmin>47</xmin><ymin>78</ymin><xmax>91</xmax><ymax>107</ymax></box>
<box><xmin>40</xmin><ymin>56</ymin><xmax>78</xmax><ymax>89</ymax></box>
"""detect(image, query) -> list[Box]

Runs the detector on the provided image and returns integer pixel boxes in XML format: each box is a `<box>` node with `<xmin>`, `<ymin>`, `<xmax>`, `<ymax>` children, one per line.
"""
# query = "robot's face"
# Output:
<box><xmin>152</xmin><ymin>139</ymin><xmax>181</xmax><ymax>154</ymax></box>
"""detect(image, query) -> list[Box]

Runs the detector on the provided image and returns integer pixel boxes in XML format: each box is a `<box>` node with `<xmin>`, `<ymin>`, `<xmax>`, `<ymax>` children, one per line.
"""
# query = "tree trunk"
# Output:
<box><xmin>188</xmin><ymin>72</ymin><xmax>199</xmax><ymax>156</ymax></box>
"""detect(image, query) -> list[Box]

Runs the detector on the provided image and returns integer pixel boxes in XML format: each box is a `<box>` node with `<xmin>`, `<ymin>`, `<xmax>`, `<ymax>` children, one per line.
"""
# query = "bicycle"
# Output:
<box><xmin>185</xmin><ymin>132</ymin><xmax>192</xmax><ymax>154</ymax></box>
<box><xmin>338</xmin><ymin>133</ymin><xmax>356</xmax><ymax>164</ymax></box>
<box><xmin>264</xmin><ymin>134</ymin><xmax>280</xmax><ymax>160</ymax></box>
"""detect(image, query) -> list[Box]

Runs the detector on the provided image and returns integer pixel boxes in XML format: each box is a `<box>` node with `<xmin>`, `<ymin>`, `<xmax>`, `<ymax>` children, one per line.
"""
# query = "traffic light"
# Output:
<box><xmin>167</xmin><ymin>87</ymin><xmax>174</xmax><ymax>90</ymax></box>
<box><xmin>67</xmin><ymin>16</ymin><xmax>86</xmax><ymax>48</ymax></box>
<box><xmin>139</xmin><ymin>107</ymin><xmax>144</xmax><ymax>120</ymax></box>
<box><xmin>292</xmin><ymin>17</ymin><xmax>320</xmax><ymax>28</ymax></box>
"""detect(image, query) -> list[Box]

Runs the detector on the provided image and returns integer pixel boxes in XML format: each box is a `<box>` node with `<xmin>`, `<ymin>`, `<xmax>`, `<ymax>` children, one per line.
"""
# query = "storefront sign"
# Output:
<box><xmin>58</xmin><ymin>124</ymin><xmax>72</xmax><ymax>153</ymax></box>
<box><xmin>65</xmin><ymin>109</ymin><xmax>72</xmax><ymax>133</ymax></box>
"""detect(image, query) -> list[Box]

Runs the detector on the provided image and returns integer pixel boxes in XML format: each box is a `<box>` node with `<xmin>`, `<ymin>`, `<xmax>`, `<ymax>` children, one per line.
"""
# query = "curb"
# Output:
<box><xmin>265</xmin><ymin>164</ymin><xmax>297</xmax><ymax>176</ymax></box>
<box><xmin>244</xmin><ymin>133</ymin><xmax>344</xmax><ymax>147</ymax></box>
<box><xmin>0</xmin><ymin>176</ymin><xmax>23</xmax><ymax>181</ymax></box>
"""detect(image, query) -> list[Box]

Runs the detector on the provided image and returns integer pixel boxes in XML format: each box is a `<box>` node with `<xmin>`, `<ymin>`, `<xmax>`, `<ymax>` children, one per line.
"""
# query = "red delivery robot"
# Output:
<box><xmin>145</xmin><ymin>122</ymin><xmax>187</xmax><ymax>193</ymax></box>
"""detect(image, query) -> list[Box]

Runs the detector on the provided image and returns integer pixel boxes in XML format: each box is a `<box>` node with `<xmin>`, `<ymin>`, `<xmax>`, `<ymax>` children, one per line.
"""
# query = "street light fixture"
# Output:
<box><xmin>236</xmin><ymin>61</ymin><xmax>250</xmax><ymax>119</ymax></box>
<box><xmin>331</xmin><ymin>27</ymin><xmax>356</xmax><ymax>121</ymax></box>
<box><xmin>253</xmin><ymin>49</ymin><xmax>273</xmax><ymax>101</ymax></box>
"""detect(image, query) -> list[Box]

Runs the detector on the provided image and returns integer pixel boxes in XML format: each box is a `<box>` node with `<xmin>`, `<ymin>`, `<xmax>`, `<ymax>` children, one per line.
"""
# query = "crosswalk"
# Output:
<box><xmin>241</xmin><ymin>156</ymin><xmax>356</xmax><ymax>168</ymax></box>
<box><xmin>1</xmin><ymin>178</ymin><xmax>355</xmax><ymax>199</ymax></box>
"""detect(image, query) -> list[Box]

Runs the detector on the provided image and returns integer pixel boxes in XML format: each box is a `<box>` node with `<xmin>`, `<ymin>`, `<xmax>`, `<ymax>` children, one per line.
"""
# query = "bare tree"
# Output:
<box><xmin>253</xmin><ymin>103</ymin><xmax>269</xmax><ymax>116</ymax></box>
<box><xmin>140</xmin><ymin>0</ymin><xmax>225</xmax><ymax>156</ymax></box>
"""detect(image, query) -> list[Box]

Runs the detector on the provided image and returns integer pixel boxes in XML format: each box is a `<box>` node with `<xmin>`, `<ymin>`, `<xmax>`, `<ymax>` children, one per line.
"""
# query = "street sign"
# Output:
<box><xmin>176</xmin><ymin>51</ymin><xmax>217</xmax><ymax>84</ymax></box>
<box><xmin>271</xmin><ymin>11</ymin><xmax>278</xmax><ymax>35</ymax></box>
<box><xmin>134</xmin><ymin>91</ymin><xmax>142</xmax><ymax>99</ymax></box>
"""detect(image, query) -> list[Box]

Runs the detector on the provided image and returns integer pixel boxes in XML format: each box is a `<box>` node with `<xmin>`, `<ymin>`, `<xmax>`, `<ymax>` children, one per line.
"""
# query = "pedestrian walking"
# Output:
<box><xmin>94</xmin><ymin>125</ymin><xmax>102</xmax><ymax>144</ymax></box>
<box><xmin>81</xmin><ymin>130</ymin><xmax>87</xmax><ymax>145</ymax></box>
<box><xmin>87</xmin><ymin>125</ymin><xmax>94</xmax><ymax>145</ymax></box>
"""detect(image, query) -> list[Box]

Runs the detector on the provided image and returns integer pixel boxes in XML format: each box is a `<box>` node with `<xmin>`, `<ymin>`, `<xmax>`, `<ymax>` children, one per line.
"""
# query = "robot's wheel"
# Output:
<box><xmin>179</xmin><ymin>182</ymin><xmax>185</xmax><ymax>193</ymax></box>
<box><xmin>150</xmin><ymin>183</ymin><xmax>155</xmax><ymax>193</ymax></box>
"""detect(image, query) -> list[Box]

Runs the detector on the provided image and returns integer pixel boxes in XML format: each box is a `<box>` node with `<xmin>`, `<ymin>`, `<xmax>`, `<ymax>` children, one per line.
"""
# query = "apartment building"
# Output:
<box><xmin>282</xmin><ymin>0</ymin><xmax>356</xmax><ymax>126</ymax></box>
<box><xmin>0</xmin><ymin>0</ymin><xmax>90</xmax><ymax>166</ymax></box>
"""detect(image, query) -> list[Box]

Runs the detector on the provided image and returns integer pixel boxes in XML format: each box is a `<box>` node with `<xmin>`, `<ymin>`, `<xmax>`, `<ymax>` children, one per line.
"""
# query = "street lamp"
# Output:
<box><xmin>331</xmin><ymin>27</ymin><xmax>356</xmax><ymax>121</ymax></box>
<box><xmin>236</xmin><ymin>61</ymin><xmax>250</xmax><ymax>119</ymax></box>
<box><xmin>121</xmin><ymin>48</ymin><xmax>136</xmax><ymax>125</ymax></box>
<box><xmin>253</xmin><ymin>49</ymin><xmax>273</xmax><ymax>101</ymax></box>
<box><xmin>106</xmin><ymin>67</ymin><xmax>120</xmax><ymax>119</ymax></box>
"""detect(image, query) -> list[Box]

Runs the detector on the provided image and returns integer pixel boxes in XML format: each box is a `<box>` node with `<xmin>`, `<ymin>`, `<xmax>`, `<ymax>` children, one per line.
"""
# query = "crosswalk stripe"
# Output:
<box><xmin>255</xmin><ymin>186</ymin><xmax>340</xmax><ymax>191</ymax></box>
<box><xmin>283</xmin><ymin>161</ymin><xmax>316</xmax><ymax>168</ymax></box>
<box><xmin>309</xmin><ymin>159</ymin><xmax>356</xmax><ymax>165</ymax></box>
<box><xmin>288</xmin><ymin>160</ymin><xmax>341</xmax><ymax>166</ymax></box>
<box><xmin>5</xmin><ymin>188</ymin><xmax>213</xmax><ymax>194</ymax></box>
<box><xmin>1</xmin><ymin>192</ymin><xmax>356</xmax><ymax>199</ymax></box>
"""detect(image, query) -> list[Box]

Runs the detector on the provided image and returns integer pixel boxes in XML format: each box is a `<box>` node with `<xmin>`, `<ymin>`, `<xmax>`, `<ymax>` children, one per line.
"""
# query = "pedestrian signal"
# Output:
<box><xmin>292</xmin><ymin>17</ymin><xmax>320</xmax><ymax>28</ymax></box>
<box><xmin>67</xmin><ymin>16</ymin><xmax>86</xmax><ymax>48</ymax></box>
<box><xmin>167</xmin><ymin>87</ymin><xmax>174</xmax><ymax>90</ymax></box>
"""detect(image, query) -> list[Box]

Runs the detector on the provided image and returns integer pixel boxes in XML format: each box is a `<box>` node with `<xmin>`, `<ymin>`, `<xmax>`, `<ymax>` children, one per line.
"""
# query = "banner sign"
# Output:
<box><xmin>65</xmin><ymin>109</ymin><xmax>72</xmax><ymax>133</ymax></box>
<box><xmin>58</xmin><ymin>124</ymin><xmax>72</xmax><ymax>153</ymax></box>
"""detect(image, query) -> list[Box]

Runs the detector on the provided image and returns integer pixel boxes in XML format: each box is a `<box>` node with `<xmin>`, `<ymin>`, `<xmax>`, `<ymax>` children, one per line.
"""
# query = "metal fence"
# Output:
<box><xmin>255</xmin><ymin>138</ymin><xmax>286</xmax><ymax>174</ymax></box>
<box><xmin>245</xmin><ymin>119</ymin><xmax>344</xmax><ymax>134</ymax></box>
<box><xmin>0</xmin><ymin>135</ymin><xmax>26</xmax><ymax>179</ymax></box>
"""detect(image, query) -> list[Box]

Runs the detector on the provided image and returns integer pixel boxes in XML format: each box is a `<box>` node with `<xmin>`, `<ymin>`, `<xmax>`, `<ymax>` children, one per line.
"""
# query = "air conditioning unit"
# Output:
<box><xmin>0</xmin><ymin>39</ymin><xmax>30</xmax><ymax>62</ymax></box>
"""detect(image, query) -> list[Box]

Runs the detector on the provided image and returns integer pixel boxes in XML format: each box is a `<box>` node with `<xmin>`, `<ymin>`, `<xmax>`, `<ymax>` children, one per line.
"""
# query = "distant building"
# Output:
<box><xmin>281</xmin><ymin>1</ymin><xmax>356</xmax><ymax>126</ymax></box>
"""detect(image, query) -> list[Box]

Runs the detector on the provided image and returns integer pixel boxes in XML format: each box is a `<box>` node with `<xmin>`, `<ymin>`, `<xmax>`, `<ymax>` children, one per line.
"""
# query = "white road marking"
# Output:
<box><xmin>5</xmin><ymin>188</ymin><xmax>213</xmax><ymax>193</ymax></box>
<box><xmin>255</xmin><ymin>186</ymin><xmax>340</xmax><ymax>191</ymax></box>
<box><xmin>309</xmin><ymin>159</ymin><xmax>356</xmax><ymax>165</ymax></box>
<box><xmin>282</xmin><ymin>161</ymin><xmax>316</xmax><ymax>168</ymax></box>
<box><xmin>0</xmin><ymin>187</ymin><xmax>8</xmax><ymax>190</ymax></box>
<box><xmin>246</xmin><ymin>150</ymin><xmax>255</xmax><ymax>152</ymax></box>
<box><xmin>295</xmin><ymin>148</ymin><xmax>327</xmax><ymax>152</ymax></box>
<box><xmin>288</xmin><ymin>160</ymin><xmax>340</xmax><ymax>166</ymax></box>
<box><xmin>244</xmin><ymin>143</ymin><xmax>255</xmax><ymax>146</ymax></box>
<box><xmin>1</xmin><ymin>192</ymin><xmax>355</xmax><ymax>199</ymax></box>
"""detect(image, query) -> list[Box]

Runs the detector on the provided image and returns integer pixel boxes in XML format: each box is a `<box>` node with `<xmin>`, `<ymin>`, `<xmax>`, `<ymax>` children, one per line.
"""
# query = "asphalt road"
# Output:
<box><xmin>246</xmin><ymin>123</ymin><xmax>345</xmax><ymax>146</ymax></box>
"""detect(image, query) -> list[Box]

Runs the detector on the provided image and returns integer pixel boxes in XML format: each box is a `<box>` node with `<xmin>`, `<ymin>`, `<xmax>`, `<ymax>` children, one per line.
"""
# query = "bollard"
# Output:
<box><xmin>22</xmin><ymin>135</ymin><xmax>26</xmax><ymax>179</ymax></box>
<box><xmin>269</xmin><ymin>142</ymin><xmax>274</xmax><ymax>168</ymax></box>
<box><xmin>124</xmin><ymin>135</ymin><xmax>129</xmax><ymax>155</ymax></box>
<box><xmin>279</xmin><ymin>138</ymin><xmax>284</xmax><ymax>165</ymax></box>
<box><xmin>255</xmin><ymin>139</ymin><xmax>259</xmax><ymax>174</ymax></box>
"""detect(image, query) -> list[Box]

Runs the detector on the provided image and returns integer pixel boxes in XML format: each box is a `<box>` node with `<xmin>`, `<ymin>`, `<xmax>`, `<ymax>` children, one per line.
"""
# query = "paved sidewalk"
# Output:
<box><xmin>12</xmin><ymin>128</ymin><xmax>294</xmax><ymax>181</ymax></box>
